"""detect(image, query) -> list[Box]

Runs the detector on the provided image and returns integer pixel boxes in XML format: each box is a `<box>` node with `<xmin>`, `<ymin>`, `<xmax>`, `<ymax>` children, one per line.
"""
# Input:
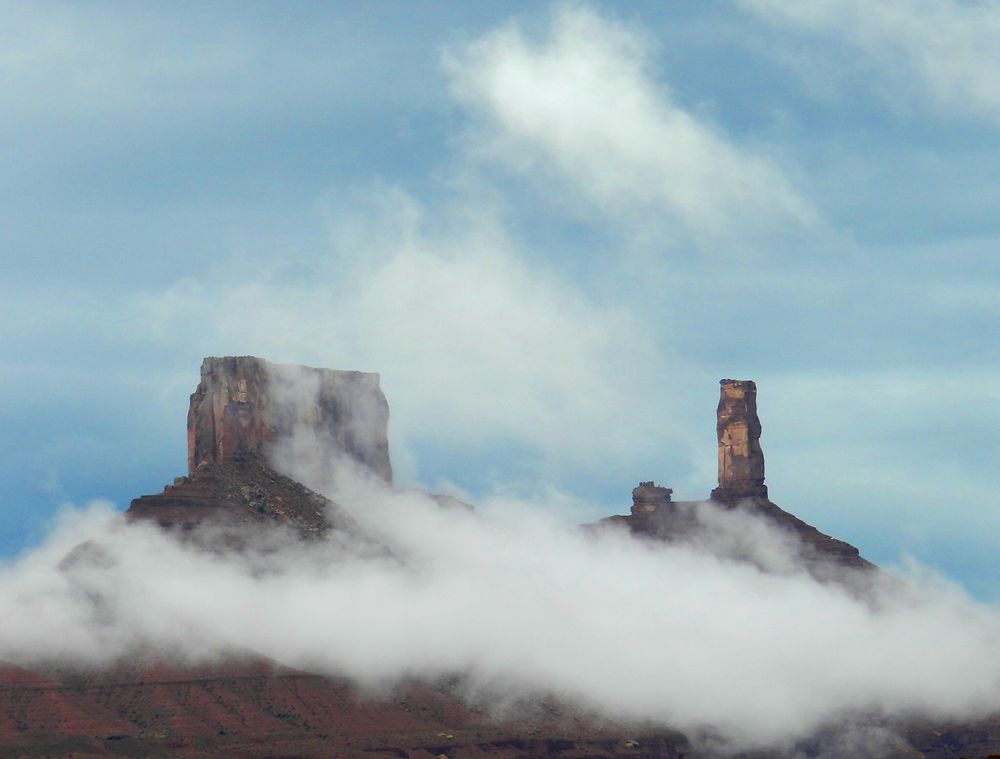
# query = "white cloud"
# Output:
<box><xmin>2</xmin><ymin>480</ymin><xmax>999</xmax><ymax>750</ymax></box>
<box><xmin>445</xmin><ymin>4</ymin><xmax>817</xmax><ymax>243</ymax></box>
<box><xmin>137</xmin><ymin>187</ymin><xmax>696</xmax><ymax>485</ymax></box>
<box><xmin>743</xmin><ymin>0</ymin><xmax>1000</xmax><ymax>125</ymax></box>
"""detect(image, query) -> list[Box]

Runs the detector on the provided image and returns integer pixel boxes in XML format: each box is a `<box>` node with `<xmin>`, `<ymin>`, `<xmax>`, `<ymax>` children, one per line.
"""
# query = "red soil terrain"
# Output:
<box><xmin>0</xmin><ymin>657</ymin><xmax>693</xmax><ymax>758</ymax></box>
<box><xmin>2</xmin><ymin>655</ymin><xmax>998</xmax><ymax>758</ymax></box>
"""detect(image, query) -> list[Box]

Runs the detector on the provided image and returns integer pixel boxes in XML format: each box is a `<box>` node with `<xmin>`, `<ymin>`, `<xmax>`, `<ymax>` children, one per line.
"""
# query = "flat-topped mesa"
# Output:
<box><xmin>187</xmin><ymin>356</ymin><xmax>392</xmax><ymax>484</ymax></box>
<box><xmin>710</xmin><ymin>379</ymin><xmax>767</xmax><ymax>502</ymax></box>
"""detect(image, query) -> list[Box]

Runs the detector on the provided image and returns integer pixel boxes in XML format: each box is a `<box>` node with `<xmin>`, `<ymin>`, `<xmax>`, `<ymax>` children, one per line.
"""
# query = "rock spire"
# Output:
<box><xmin>710</xmin><ymin>379</ymin><xmax>767</xmax><ymax>501</ymax></box>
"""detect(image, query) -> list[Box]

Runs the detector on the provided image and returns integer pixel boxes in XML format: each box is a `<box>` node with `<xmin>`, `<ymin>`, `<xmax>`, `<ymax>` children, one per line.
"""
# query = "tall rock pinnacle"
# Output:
<box><xmin>187</xmin><ymin>356</ymin><xmax>392</xmax><ymax>483</ymax></box>
<box><xmin>710</xmin><ymin>379</ymin><xmax>767</xmax><ymax>501</ymax></box>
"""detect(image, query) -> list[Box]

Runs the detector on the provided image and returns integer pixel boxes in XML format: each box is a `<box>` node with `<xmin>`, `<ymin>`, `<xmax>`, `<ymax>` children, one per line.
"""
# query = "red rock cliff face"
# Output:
<box><xmin>187</xmin><ymin>356</ymin><xmax>392</xmax><ymax>484</ymax></box>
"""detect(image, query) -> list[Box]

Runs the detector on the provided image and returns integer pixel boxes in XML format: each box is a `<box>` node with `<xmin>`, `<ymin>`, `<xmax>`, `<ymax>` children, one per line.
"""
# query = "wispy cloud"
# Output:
<box><xmin>743</xmin><ymin>0</ymin><xmax>1000</xmax><ymax>125</ymax></box>
<box><xmin>446</xmin><ymin>4</ymin><xmax>817</xmax><ymax>244</ymax></box>
<box><xmin>138</xmin><ymin>187</ymin><xmax>693</xmax><ymax>485</ymax></box>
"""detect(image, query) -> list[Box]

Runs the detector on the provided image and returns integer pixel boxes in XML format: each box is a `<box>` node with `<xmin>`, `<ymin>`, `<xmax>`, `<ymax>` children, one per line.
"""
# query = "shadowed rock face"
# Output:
<box><xmin>188</xmin><ymin>356</ymin><xmax>392</xmax><ymax>484</ymax></box>
<box><xmin>127</xmin><ymin>462</ymin><xmax>355</xmax><ymax>539</ymax></box>
<box><xmin>631</xmin><ymin>481</ymin><xmax>673</xmax><ymax>515</ymax></box>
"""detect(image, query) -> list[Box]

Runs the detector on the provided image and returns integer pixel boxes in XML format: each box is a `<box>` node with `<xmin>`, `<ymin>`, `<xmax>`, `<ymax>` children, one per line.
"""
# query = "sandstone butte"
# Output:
<box><xmin>2</xmin><ymin>357</ymin><xmax>998</xmax><ymax>759</ymax></box>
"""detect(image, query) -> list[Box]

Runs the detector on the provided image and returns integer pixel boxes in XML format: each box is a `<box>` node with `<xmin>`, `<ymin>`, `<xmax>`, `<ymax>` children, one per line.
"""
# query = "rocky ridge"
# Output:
<box><xmin>600</xmin><ymin>379</ymin><xmax>873</xmax><ymax>576</ymax></box>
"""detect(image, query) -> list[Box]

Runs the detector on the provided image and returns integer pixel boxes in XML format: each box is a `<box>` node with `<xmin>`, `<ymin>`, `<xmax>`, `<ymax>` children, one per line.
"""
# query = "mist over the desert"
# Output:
<box><xmin>2</xmin><ymin>361</ymin><xmax>999</xmax><ymax>750</ymax></box>
<box><xmin>2</xmin><ymin>2</ymin><xmax>999</xmax><ymax>757</ymax></box>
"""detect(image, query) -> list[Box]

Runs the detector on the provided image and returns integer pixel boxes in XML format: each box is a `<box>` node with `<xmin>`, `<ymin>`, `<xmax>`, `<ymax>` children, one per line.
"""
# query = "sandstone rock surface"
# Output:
<box><xmin>188</xmin><ymin>356</ymin><xmax>392</xmax><ymax>483</ymax></box>
<box><xmin>710</xmin><ymin>379</ymin><xmax>767</xmax><ymax>501</ymax></box>
<box><xmin>129</xmin><ymin>355</ymin><xmax>393</xmax><ymax>537</ymax></box>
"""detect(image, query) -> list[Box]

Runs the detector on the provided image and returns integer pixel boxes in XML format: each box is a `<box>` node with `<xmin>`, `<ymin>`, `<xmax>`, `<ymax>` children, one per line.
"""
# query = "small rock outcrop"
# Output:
<box><xmin>710</xmin><ymin>379</ymin><xmax>767</xmax><ymax>502</ymax></box>
<box><xmin>631</xmin><ymin>482</ymin><xmax>673</xmax><ymax>515</ymax></box>
<box><xmin>188</xmin><ymin>356</ymin><xmax>392</xmax><ymax>483</ymax></box>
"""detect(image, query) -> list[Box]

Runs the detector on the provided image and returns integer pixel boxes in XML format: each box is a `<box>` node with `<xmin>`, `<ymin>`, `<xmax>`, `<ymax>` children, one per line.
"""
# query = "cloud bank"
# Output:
<box><xmin>1</xmin><ymin>472</ymin><xmax>998</xmax><ymax>750</ymax></box>
<box><xmin>3</xmin><ymin>363</ymin><xmax>998</xmax><ymax>751</ymax></box>
<box><xmin>2</xmin><ymin>6</ymin><xmax>997</xmax><ymax>751</ymax></box>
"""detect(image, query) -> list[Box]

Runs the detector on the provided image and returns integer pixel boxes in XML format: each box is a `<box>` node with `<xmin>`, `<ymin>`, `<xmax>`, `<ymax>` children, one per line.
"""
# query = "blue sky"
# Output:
<box><xmin>2</xmin><ymin>1</ymin><xmax>998</xmax><ymax>598</ymax></box>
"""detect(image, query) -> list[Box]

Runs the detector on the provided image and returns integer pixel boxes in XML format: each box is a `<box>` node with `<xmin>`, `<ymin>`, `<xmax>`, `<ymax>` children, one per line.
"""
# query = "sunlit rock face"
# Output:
<box><xmin>187</xmin><ymin>356</ymin><xmax>392</xmax><ymax>484</ymax></box>
<box><xmin>710</xmin><ymin>379</ymin><xmax>767</xmax><ymax>502</ymax></box>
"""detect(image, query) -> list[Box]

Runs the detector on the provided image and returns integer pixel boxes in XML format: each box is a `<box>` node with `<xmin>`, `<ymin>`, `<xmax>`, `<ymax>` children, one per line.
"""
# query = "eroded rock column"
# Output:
<box><xmin>710</xmin><ymin>379</ymin><xmax>767</xmax><ymax>501</ymax></box>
